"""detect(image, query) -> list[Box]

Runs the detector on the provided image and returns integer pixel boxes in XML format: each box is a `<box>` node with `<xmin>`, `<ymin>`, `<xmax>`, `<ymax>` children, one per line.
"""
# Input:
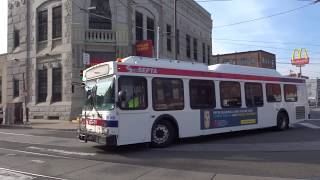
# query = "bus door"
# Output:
<box><xmin>117</xmin><ymin>76</ymin><xmax>150</xmax><ymax>145</ymax></box>
<box><xmin>264</xmin><ymin>83</ymin><xmax>283</xmax><ymax>126</ymax></box>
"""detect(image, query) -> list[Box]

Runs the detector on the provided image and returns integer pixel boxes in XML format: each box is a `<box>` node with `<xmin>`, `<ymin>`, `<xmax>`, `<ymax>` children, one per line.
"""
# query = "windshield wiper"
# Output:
<box><xmin>90</xmin><ymin>86</ymin><xmax>103</xmax><ymax>119</ymax></box>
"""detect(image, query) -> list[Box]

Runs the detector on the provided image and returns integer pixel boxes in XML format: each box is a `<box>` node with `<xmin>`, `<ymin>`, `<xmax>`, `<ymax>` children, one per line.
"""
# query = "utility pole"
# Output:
<box><xmin>173</xmin><ymin>0</ymin><xmax>178</xmax><ymax>60</ymax></box>
<box><xmin>156</xmin><ymin>26</ymin><xmax>160</xmax><ymax>59</ymax></box>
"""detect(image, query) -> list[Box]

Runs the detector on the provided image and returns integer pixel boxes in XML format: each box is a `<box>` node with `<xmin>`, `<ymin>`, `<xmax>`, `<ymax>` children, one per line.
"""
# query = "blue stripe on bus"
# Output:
<box><xmin>106</xmin><ymin>120</ymin><xmax>118</xmax><ymax>128</ymax></box>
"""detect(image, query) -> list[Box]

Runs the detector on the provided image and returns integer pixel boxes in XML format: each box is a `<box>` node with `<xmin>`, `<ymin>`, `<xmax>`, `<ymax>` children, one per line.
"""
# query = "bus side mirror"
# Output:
<box><xmin>117</xmin><ymin>90</ymin><xmax>126</xmax><ymax>108</ymax></box>
<box><xmin>118</xmin><ymin>90</ymin><xmax>127</xmax><ymax>102</ymax></box>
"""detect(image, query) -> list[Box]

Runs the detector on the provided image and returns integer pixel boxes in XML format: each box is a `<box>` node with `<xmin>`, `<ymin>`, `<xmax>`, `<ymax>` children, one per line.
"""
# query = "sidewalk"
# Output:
<box><xmin>30</xmin><ymin>119</ymin><xmax>78</xmax><ymax>131</ymax></box>
<box><xmin>0</xmin><ymin>119</ymin><xmax>78</xmax><ymax>131</ymax></box>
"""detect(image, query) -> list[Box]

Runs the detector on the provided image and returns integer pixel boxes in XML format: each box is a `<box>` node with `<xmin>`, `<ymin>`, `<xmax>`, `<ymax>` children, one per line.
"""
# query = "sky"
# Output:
<box><xmin>0</xmin><ymin>0</ymin><xmax>319</xmax><ymax>78</ymax></box>
<box><xmin>198</xmin><ymin>0</ymin><xmax>320</xmax><ymax>78</ymax></box>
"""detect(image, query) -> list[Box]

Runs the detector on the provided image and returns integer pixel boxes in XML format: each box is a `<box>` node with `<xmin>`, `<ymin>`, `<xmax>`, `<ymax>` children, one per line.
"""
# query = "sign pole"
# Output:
<box><xmin>156</xmin><ymin>26</ymin><xmax>160</xmax><ymax>59</ymax></box>
<box><xmin>299</xmin><ymin>66</ymin><xmax>302</xmax><ymax>78</ymax></box>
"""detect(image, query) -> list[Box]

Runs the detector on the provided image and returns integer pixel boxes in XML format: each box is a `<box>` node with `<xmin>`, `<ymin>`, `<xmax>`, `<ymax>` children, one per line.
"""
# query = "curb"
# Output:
<box><xmin>30</xmin><ymin>127</ymin><xmax>78</xmax><ymax>132</ymax></box>
<box><xmin>0</xmin><ymin>124</ymin><xmax>32</xmax><ymax>129</ymax></box>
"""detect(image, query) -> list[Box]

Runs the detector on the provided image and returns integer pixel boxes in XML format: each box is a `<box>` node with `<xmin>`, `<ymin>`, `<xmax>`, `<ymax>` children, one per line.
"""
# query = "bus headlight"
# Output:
<box><xmin>79</xmin><ymin>118</ymin><xmax>86</xmax><ymax>130</ymax></box>
<box><xmin>102</xmin><ymin>127</ymin><xmax>109</xmax><ymax>135</ymax></box>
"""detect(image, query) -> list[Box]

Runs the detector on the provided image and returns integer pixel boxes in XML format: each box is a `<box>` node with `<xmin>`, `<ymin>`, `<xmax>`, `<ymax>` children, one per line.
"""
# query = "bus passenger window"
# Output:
<box><xmin>190</xmin><ymin>80</ymin><xmax>215</xmax><ymax>109</ymax></box>
<box><xmin>284</xmin><ymin>84</ymin><xmax>297</xmax><ymax>102</ymax></box>
<box><xmin>220</xmin><ymin>81</ymin><xmax>242</xmax><ymax>108</ymax></box>
<box><xmin>245</xmin><ymin>83</ymin><xmax>263</xmax><ymax>107</ymax></box>
<box><xmin>266</xmin><ymin>84</ymin><xmax>282</xmax><ymax>102</ymax></box>
<box><xmin>152</xmin><ymin>78</ymin><xmax>184</xmax><ymax>111</ymax></box>
<box><xmin>118</xmin><ymin>76</ymin><xmax>148</xmax><ymax>110</ymax></box>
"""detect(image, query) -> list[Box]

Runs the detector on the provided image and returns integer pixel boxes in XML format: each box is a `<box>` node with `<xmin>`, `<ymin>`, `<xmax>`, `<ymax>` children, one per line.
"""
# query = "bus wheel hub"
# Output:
<box><xmin>153</xmin><ymin>125</ymin><xmax>169</xmax><ymax>144</ymax></box>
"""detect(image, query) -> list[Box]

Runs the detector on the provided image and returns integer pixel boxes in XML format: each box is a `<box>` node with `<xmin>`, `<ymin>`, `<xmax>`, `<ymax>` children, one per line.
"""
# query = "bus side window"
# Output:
<box><xmin>189</xmin><ymin>80</ymin><xmax>215</xmax><ymax>109</ymax></box>
<box><xmin>266</xmin><ymin>83</ymin><xmax>282</xmax><ymax>103</ymax></box>
<box><xmin>245</xmin><ymin>83</ymin><xmax>263</xmax><ymax>107</ymax></box>
<box><xmin>152</xmin><ymin>78</ymin><xmax>184</xmax><ymax>111</ymax></box>
<box><xmin>220</xmin><ymin>81</ymin><xmax>242</xmax><ymax>108</ymax></box>
<box><xmin>118</xmin><ymin>76</ymin><xmax>148</xmax><ymax>110</ymax></box>
<box><xmin>284</xmin><ymin>84</ymin><xmax>298</xmax><ymax>102</ymax></box>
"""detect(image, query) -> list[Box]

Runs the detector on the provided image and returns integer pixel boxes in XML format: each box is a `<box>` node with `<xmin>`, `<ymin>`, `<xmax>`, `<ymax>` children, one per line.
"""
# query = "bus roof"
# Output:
<box><xmin>120</xmin><ymin>56</ymin><xmax>283</xmax><ymax>78</ymax></box>
<box><xmin>85</xmin><ymin>56</ymin><xmax>304</xmax><ymax>83</ymax></box>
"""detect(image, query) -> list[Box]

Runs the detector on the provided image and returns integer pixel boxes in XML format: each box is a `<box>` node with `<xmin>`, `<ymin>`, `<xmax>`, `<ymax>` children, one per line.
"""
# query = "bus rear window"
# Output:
<box><xmin>220</xmin><ymin>81</ymin><xmax>242</xmax><ymax>108</ymax></box>
<box><xmin>190</xmin><ymin>80</ymin><xmax>215</xmax><ymax>109</ymax></box>
<box><xmin>266</xmin><ymin>84</ymin><xmax>282</xmax><ymax>102</ymax></box>
<box><xmin>284</xmin><ymin>84</ymin><xmax>297</xmax><ymax>102</ymax></box>
<box><xmin>152</xmin><ymin>78</ymin><xmax>184</xmax><ymax>111</ymax></box>
<box><xmin>245</xmin><ymin>83</ymin><xmax>263</xmax><ymax>107</ymax></box>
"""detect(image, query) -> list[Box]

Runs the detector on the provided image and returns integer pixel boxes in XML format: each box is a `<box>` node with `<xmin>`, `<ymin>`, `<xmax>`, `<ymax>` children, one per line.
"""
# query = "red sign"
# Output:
<box><xmin>136</xmin><ymin>40</ymin><xmax>153</xmax><ymax>57</ymax></box>
<box><xmin>90</xmin><ymin>58</ymin><xmax>105</xmax><ymax>66</ymax></box>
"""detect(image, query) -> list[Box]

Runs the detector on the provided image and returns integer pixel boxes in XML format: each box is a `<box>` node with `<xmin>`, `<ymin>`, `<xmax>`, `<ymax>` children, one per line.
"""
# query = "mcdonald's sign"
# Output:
<box><xmin>291</xmin><ymin>48</ymin><xmax>309</xmax><ymax>66</ymax></box>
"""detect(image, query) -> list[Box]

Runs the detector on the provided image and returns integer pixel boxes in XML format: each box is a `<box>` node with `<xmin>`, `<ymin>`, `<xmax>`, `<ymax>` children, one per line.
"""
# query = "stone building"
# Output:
<box><xmin>0</xmin><ymin>53</ymin><xmax>7</xmax><ymax>124</ymax></box>
<box><xmin>6</xmin><ymin>0</ymin><xmax>212</xmax><ymax>121</ymax></box>
<box><xmin>211</xmin><ymin>50</ymin><xmax>276</xmax><ymax>69</ymax></box>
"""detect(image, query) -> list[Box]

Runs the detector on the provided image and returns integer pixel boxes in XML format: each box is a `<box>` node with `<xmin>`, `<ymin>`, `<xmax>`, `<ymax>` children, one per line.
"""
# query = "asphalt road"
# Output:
<box><xmin>0</xmin><ymin>119</ymin><xmax>320</xmax><ymax>180</ymax></box>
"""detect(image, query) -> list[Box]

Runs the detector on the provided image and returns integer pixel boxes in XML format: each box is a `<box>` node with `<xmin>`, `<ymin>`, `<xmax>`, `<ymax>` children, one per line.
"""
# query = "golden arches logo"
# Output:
<box><xmin>291</xmin><ymin>48</ymin><xmax>309</xmax><ymax>66</ymax></box>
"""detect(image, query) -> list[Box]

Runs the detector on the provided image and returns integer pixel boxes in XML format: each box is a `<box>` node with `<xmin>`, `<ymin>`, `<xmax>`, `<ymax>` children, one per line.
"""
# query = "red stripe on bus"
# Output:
<box><xmin>117</xmin><ymin>64</ymin><xmax>305</xmax><ymax>83</ymax></box>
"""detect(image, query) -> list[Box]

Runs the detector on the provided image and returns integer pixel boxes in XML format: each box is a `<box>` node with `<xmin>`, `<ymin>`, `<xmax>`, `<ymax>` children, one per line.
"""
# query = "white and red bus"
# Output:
<box><xmin>78</xmin><ymin>56</ymin><xmax>308</xmax><ymax>147</ymax></box>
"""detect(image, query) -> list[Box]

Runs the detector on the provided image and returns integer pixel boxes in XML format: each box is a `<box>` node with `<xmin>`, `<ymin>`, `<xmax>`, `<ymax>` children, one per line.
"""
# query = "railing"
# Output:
<box><xmin>85</xmin><ymin>29</ymin><xmax>116</xmax><ymax>43</ymax></box>
<box><xmin>72</xmin><ymin>26</ymin><xmax>129</xmax><ymax>45</ymax></box>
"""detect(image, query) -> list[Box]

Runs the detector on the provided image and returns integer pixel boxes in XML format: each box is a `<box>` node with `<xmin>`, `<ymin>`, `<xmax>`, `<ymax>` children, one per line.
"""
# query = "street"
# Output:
<box><xmin>1</xmin><ymin>118</ymin><xmax>320</xmax><ymax>180</ymax></box>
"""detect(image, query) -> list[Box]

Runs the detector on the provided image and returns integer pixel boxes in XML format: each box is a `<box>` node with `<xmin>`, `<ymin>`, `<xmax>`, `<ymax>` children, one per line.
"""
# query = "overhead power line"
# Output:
<box><xmin>214</xmin><ymin>2</ymin><xmax>315</xmax><ymax>28</ymax></box>
<box><xmin>216</xmin><ymin>41</ymin><xmax>320</xmax><ymax>54</ymax></box>
<box><xmin>195</xmin><ymin>0</ymin><xmax>232</xmax><ymax>2</ymax></box>
<box><xmin>214</xmin><ymin>38</ymin><xmax>320</xmax><ymax>47</ymax></box>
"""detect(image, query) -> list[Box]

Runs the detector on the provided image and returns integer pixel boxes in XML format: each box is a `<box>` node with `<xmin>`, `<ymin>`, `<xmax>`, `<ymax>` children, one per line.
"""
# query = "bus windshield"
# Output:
<box><xmin>84</xmin><ymin>77</ymin><xmax>115</xmax><ymax>111</ymax></box>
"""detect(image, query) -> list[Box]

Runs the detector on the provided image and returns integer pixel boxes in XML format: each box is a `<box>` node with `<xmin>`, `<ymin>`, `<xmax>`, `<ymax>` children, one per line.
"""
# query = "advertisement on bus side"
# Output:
<box><xmin>201</xmin><ymin>108</ymin><xmax>258</xmax><ymax>130</ymax></box>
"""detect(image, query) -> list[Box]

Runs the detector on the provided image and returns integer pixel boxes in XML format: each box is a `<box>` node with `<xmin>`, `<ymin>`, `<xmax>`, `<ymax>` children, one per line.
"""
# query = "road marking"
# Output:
<box><xmin>308</xmin><ymin>119</ymin><xmax>320</xmax><ymax>121</ymax></box>
<box><xmin>0</xmin><ymin>169</ymin><xmax>34</xmax><ymax>180</ymax></box>
<box><xmin>30</xmin><ymin>160</ymin><xmax>45</xmax><ymax>164</ymax></box>
<box><xmin>0</xmin><ymin>168</ymin><xmax>68</xmax><ymax>180</ymax></box>
<box><xmin>298</xmin><ymin>123</ymin><xmax>320</xmax><ymax>129</ymax></box>
<box><xmin>0</xmin><ymin>147</ymin><xmax>71</xmax><ymax>159</ymax></box>
<box><xmin>27</xmin><ymin>146</ymin><xmax>96</xmax><ymax>156</ymax></box>
<box><xmin>0</xmin><ymin>132</ymin><xmax>35</xmax><ymax>137</ymax></box>
<box><xmin>4</xmin><ymin>154</ymin><xmax>16</xmax><ymax>157</ymax></box>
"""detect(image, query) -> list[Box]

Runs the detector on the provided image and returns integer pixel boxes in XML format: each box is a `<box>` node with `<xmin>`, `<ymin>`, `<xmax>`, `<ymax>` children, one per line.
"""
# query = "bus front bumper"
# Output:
<box><xmin>78</xmin><ymin>130</ymin><xmax>117</xmax><ymax>146</ymax></box>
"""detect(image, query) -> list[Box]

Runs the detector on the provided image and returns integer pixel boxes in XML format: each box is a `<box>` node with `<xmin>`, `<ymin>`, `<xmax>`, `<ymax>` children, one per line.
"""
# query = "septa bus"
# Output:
<box><xmin>78</xmin><ymin>56</ymin><xmax>308</xmax><ymax>147</ymax></box>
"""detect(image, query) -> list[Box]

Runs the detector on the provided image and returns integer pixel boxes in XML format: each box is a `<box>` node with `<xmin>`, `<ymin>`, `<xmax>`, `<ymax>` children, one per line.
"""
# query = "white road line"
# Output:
<box><xmin>308</xmin><ymin>119</ymin><xmax>320</xmax><ymax>121</ymax></box>
<box><xmin>298</xmin><ymin>123</ymin><xmax>320</xmax><ymax>129</ymax></box>
<box><xmin>30</xmin><ymin>160</ymin><xmax>45</xmax><ymax>164</ymax></box>
<box><xmin>0</xmin><ymin>168</ymin><xmax>68</xmax><ymax>180</ymax></box>
<box><xmin>0</xmin><ymin>132</ymin><xmax>35</xmax><ymax>137</ymax></box>
<box><xmin>27</xmin><ymin>146</ymin><xmax>96</xmax><ymax>156</ymax></box>
<box><xmin>0</xmin><ymin>169</ymin><xmax>34</xmax><ymax>180</ymax></box>
<box><xmin>0</xmin><ymin>147</ymin><xmax>71</xmax><ymax>159</ymax></box>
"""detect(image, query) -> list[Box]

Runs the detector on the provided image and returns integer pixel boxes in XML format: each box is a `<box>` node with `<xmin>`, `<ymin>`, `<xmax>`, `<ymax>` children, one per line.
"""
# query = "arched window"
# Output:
<box><xmin>89</xmin><ymin>0</ymin><xmax>112</xmax><ymax>30</ymax></box>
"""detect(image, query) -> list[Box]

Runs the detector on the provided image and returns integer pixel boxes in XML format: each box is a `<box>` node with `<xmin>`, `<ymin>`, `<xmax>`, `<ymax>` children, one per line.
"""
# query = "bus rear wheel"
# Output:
<box><xmin>276</xmin><ymin>112</ymin><xmax>289</xmax><ymax>130</ymax></box>
<box><xmin>151</xmin><ymin>121</ymin><xmax>175</xmax><ymax>148</ymax></box>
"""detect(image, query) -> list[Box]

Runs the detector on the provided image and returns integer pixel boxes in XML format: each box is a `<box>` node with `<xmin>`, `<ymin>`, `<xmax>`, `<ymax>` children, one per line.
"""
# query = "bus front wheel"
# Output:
<box><xmin>151</xmin><ymin>121</ymin><xmax>175</xmax><ymax>148</ymax></box>
<box><xmin>276</xmin><ymin>112</ymin><xmax>289</xmax><ymax>130</ymax></box>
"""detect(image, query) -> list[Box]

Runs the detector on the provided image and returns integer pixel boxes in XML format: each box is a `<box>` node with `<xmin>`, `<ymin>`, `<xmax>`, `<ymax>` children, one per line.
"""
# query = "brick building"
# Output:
<box><xmin>210</xmin><ymin>50</ymin><xmax>276</xmax><ymax>69</ymax></box>
<box><xmin>5</xmin><ymin>0</ymin><xmax>212</xmax><ymax>122</ymax></box>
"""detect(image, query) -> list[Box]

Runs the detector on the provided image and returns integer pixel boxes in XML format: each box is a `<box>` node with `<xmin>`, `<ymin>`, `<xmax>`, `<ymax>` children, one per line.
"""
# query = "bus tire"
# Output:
<box><xmin>276</xmin><ymin>111</ymin><xmax>289</xmax><ymax>130</ymax></box>
<box><xmin>151</xmin><ymin>120</ymin><xmax>175</xmax><ymax>148</ymax></box>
